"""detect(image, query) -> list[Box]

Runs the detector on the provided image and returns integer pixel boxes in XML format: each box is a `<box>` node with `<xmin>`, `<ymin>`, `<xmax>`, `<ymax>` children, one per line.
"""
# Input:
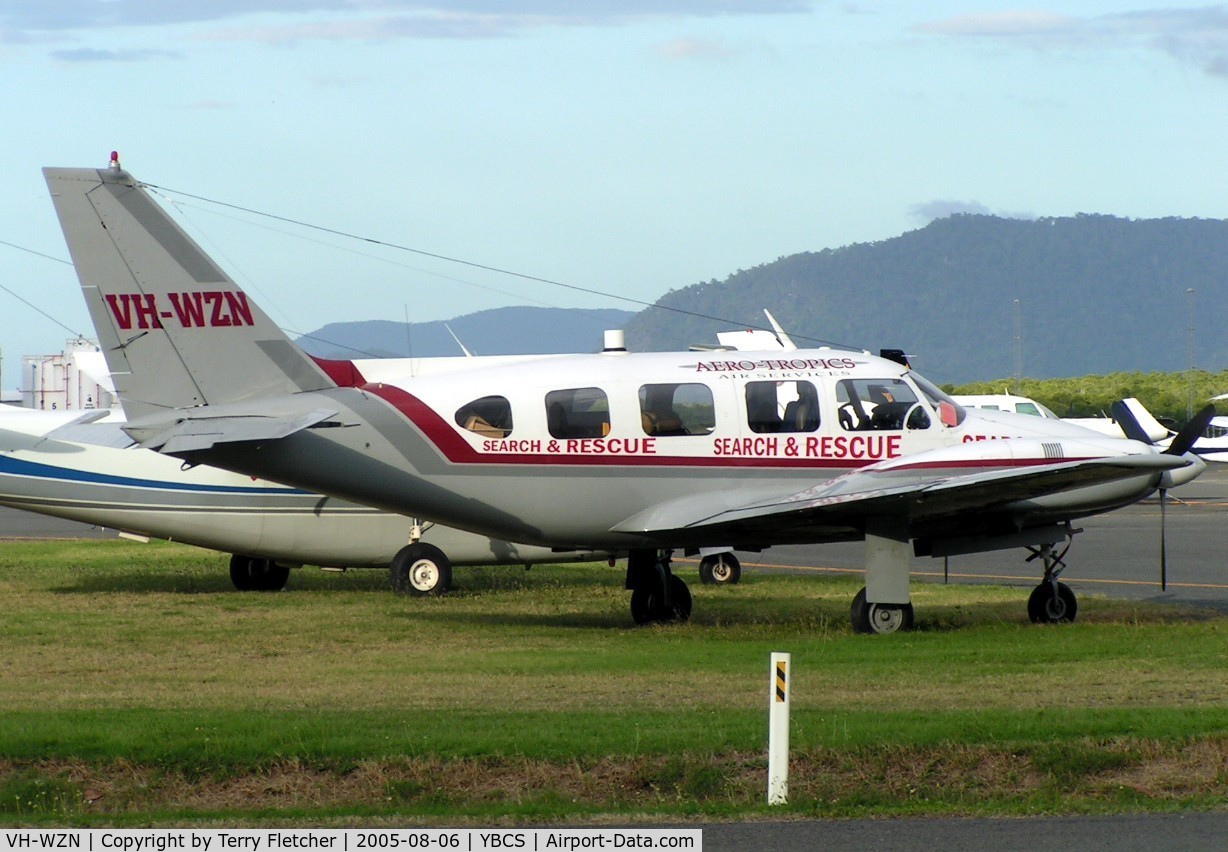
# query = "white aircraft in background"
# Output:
<box><xmin>43</xmin><ymin>159</ymin><xmax>1211</xmax><ymax>633</ymax></box>
<box><xmin>0</xmin><ymin>408</ymin><xmax>611</xmax><ymax>592</ymax></box>
<box><xmin>952</xmin><ymin>393</ymin><xmax>1062</xmax><ymax>420</ymax></box>
<box><xmin>955</xmin><ymin>393</ymin><xmax>1228</xmax><ymax>461</ymax></box>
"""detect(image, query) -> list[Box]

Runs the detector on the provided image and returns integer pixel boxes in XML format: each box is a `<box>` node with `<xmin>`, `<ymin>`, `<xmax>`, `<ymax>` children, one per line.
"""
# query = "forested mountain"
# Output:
<box><xmin>297</xmin><ymin>306</ymin><xmax>634</xmax><ymax>359</ymax></box>
<box><xmin>624</xmin><ymin>215</ymin><xmax>1228</xmax><ymax>386</ymax></box>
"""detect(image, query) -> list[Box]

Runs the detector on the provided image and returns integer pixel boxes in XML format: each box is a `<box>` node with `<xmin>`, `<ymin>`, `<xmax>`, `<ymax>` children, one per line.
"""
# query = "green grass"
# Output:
<box><xmin>1</xmin><ymin>539</ymin><xmax>1227</xmax><ymax>824</ymax></box>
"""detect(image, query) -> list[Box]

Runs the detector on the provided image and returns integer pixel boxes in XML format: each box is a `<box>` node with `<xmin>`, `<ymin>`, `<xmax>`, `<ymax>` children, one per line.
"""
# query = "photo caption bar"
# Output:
<box><xmin>0</xmin><ymin>830</ymin><xmax>701</xmax><ymax>852</ymax></box>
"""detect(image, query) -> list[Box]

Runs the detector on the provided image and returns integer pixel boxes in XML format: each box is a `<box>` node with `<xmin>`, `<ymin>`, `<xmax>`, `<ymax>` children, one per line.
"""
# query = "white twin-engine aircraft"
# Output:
<box><xmin>43</xmin><ymin>161</ymin><xmax>1212</xmax><ymax>633</ymax></box>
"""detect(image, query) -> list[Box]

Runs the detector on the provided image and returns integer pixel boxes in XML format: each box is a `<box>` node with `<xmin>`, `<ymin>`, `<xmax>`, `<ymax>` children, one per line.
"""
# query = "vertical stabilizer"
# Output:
<box><xmin>43</xmin><ymin>165</ymin><xmax>334</xmax><ymax>421</ymax></box>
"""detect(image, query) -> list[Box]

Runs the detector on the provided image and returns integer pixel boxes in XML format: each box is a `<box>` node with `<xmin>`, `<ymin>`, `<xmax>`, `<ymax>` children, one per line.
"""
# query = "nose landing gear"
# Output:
<box><xmin>1025</xmin><ymin>540</ymin><xmax>1078</xmax><ymax>624</ymax></box>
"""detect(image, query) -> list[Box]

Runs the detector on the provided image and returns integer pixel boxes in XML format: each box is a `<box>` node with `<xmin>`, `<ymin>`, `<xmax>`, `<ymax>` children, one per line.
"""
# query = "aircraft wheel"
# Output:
<box><xmin>629</xmin><ymin>588</ymin><xmax>655</xmax><ymax>625</ymax></box>
<box><xmin>630</xmin><ymin>574</ymin><xmax>693</xmax><ymax>624</ymax></box>
<box><xmin>850</xmin><ymin>586</ymin><xmax>914</xmax><ymax>634</ymax></box>
<box><xmin>390</xmin><ymin>543</ymin><xmax>453</xmax><ymax>596</ymax></box>
<box><xmin>699</xmin><ymin>552</ymin><xmax>741</xmax><ymax>585</ymax></box>
<box><xmin>229</xmin><ymin>554</ymin><xmax>290</xmax><ymax>591</ymax></box>
<box><xmin>1027</xmin><ymin>581</ymin><xmax>1077</xmax><ymax>624</ymax></box>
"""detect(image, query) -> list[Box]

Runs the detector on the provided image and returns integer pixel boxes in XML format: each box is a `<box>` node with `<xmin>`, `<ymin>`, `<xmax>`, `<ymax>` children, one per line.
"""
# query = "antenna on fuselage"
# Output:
<box><xmin>603</xmin><ymin>329</ymin><xmax>628</xmax><ymax>353</ymax></box>
<box><xmin>879</xmin><ymin>349</ymin><xmax>912</xmax><ymax>368</ymax></box>
<box><xmin>762</xmin><ymin>309</ymin><xmax>797</xmax><ymax>351</ymax></box>
<box><xmin>445</xmin><ymin>324</ymin><xmax>474</xmax><ymax>357</ymax></box>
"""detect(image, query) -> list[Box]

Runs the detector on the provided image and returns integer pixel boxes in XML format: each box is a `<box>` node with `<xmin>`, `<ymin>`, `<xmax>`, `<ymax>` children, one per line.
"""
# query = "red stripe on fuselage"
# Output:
<box><xmin>354</xmin><ymin>381</ymin><xmax>1072</xmax><ymax>472</ymax></box>
<box><xmin>311</xmin><ymin>356</ymin><xmax>368</xmax><ymax>388</ymax></box>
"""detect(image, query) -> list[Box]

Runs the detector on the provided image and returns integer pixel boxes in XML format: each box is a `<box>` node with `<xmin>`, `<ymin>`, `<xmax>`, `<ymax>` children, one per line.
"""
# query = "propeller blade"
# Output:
<box><xmin>1159</xmin><ymin>488</ymin><xmax>1168</xmax><ymax>591</ymax></box>
<box><xmin>1166</xmin><ymin>404</ymin><xmax>1216</xmax><ymax>456</ymax></box>
<box><xmin>1111</xmin><ymin>399</ymin><xmax>1152</xmax><ymax>444</ymax></box>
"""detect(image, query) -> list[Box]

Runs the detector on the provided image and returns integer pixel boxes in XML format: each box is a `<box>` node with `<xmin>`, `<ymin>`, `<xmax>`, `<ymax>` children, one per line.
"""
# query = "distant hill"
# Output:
<box><xmin>624</xmin><ymin>214</ymin><xmax>1228</xmax><ymax>386</ymax></box>
<box><xmin>297</xmin><ymin>306</ymin><xmax>635</xmax><ymax>359</ymax></box>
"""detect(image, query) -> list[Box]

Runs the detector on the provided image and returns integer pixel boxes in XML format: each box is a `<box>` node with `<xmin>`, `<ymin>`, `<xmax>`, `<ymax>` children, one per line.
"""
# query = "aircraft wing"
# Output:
<box><xmin>612</xmin><ymin>452</ymin><xmax>1185</xmax><ymax>539</ymax></box>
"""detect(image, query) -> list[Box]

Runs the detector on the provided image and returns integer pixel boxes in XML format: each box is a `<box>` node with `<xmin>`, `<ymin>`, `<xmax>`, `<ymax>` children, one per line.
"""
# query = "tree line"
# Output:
<box><xmin>949</xmin><ymin>369</ymin><xmax>1228</xmax><ymax>425</ymax></box>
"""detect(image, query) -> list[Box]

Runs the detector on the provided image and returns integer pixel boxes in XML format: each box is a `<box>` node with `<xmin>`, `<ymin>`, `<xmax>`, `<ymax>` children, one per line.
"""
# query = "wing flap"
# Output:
<box><xmin>613</xmin><ymin>454</ymin><xmax>1184</xmax><ymax>537</ymax></box>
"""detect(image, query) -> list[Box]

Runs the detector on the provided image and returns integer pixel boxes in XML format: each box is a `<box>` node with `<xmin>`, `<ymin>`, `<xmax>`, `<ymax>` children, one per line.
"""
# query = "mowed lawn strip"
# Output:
<box><xmin>1</xmin><ymin>540</ymin><xmax>1226</xmax><ymax>823</ymax></box>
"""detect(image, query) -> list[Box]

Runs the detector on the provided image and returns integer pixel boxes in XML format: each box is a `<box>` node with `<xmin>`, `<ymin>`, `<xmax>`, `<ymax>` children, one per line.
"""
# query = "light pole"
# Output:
<box><xmin>1013</xmin><ymin>299</ymin><xmax>1022</xmax><ymax>394</ymax></box>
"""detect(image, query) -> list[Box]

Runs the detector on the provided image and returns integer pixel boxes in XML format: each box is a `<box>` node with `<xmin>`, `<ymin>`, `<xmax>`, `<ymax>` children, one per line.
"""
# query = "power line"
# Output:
<box><xmin>142</xmin><ymin>182</ymin><xmax>855</xmax><ymax>351</ymax></box>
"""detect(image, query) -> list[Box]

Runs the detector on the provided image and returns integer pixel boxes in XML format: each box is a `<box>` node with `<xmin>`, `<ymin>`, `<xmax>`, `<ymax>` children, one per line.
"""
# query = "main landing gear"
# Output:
<box><xmin>389</xmin><ymin>542</ymin><xmax>453</xmax><ymax>596</ymax></box>
<box><xmin>626</xmin><ymin>549</ymin><xmax>692</xmax><ymax>625</ymax></box>
<box><xmin>229</xmin><ymin>554</ymin><xmax>291</xmax><ymax>591</ymax></box>
<box><xmin>850</xmin><ymin>587</ymin><xmax>914</xmax><ymax>634</ymax></box>
<box><xmin>699</xmin><ymin>551</ymin><xmax>742</xmax><ymax>585</ymax></box>
<box><xmin>850</xmin><ymin>524</ymin><xmax>915</xmax><ymax>634</ymax></box>
<box><xmin>1025</xmin><ymin>541</ymin><xmax>1078</xmax><ymax>624</ymax></box>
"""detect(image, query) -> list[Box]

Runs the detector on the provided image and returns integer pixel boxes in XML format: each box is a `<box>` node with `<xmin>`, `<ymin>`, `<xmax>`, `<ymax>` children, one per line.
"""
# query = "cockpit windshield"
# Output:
<box><xmin>910</xmin><ymin>373</ymin><xmax>966</xmax><ymax>427</ymax></box>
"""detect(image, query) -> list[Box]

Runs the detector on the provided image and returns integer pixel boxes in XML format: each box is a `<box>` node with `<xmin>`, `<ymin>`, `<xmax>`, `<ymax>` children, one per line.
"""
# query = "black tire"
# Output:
<box><xmin>229</xmin><ymin>554</ymin><xmax>290</xmax><ymax>592</ymax></box>
<box><xmin>389</xmin><ymin>543</ymin><xmax>453</xmax><ymax>596</ymax></box>
<box><xmin>850</xmin><ymin>586</ymin><xmax>914</xmax><ymax>634</ymax></box>
<box><xmin>1027</xmin><ymin>581</ymin><xmax>1078</xmax><ymax>624</ymax></box>
<box><xmin>629</xmin><ymin>574</ymin><xmax>693</xmax><ymax>624</ymax></box>
<box><xmin>666</xmin><ymin>574</ymin><xmax>693</xmax><ymax>622</ymax></box>
<box><xmin>630</xmin><ymin>587</ymin><xmax>655</xmax><ymax>625</ymax></box>
<box><xmin>699</xmin><ymin>553</ymin><xmax>742</xmax><ymax>585</ymax></box>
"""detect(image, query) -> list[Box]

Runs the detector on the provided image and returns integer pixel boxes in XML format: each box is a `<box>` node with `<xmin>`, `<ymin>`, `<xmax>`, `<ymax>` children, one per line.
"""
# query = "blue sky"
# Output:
<box><xmin>3</xmin><ymin>2</ymin><xmax>1228</xmax><ymax>390</ymax></box>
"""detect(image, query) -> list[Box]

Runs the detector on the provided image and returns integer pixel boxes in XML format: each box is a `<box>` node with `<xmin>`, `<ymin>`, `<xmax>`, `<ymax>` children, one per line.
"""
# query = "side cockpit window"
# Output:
<box><xmin>455</xmin><ymin>395</ymin><xmax>513</xmax><ymax>438</ymax></box>
<box><xmin>639</xmin><ymin>383</ymin><xmax>715</xmax><ymax>436</ymax></box>
<box><xmin>836</xmin><ymin>378</ymin><xmax>931</xmax><ymax>431</ymax></box>
<box><xmin>746</xmin><ymin>380</ymin><xmax>819</xmax><ymax>433</ymax></box>
<box><xmin>911</xmin><ymin>373</ymin><xmax>966</xmax><ymax>427</ymax></box>
<box><xmin>546</xmin><ymin>387</ymin><xmax>610</xmax><ymax>439</ymax></box>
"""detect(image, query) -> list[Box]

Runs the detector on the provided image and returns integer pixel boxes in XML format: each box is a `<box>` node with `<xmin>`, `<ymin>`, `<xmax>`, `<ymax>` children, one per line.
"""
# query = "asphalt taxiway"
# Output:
<box><xmin>739</xmin><ymin>465</ymin><xmax>1228</xmax><ymax>613</ymax></box>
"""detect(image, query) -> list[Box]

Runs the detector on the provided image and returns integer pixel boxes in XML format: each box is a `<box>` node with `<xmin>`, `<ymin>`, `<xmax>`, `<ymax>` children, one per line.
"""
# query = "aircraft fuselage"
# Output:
<box><xmin>152</xmin><ymin>348</ymin><xmax>1165</xmax><ymax>553</ymax></box>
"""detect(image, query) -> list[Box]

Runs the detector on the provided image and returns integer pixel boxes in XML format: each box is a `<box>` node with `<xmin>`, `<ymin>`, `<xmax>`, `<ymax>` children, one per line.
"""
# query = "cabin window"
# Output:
<box><xmin>745</xmin><ymin>381</ymin><xmax>820</xmax><ymax>433</ymax></box>
<box><xmin>835</xmin><ymin>378</ymin><xmax>931</xmax><ymax>431</ymax></box>
<box><xmin>639</xmin><ymin>383</ymin><xmax>715</xmax><ymax>436</ymax></box>
<box><xmin>545</xmin><ymin>387</ymin><xmax>610</xmax><ymax>439</ymax></box>
<box><xmin>455</xmin><ymin>395</ymin><xmax>513</xmax><ymax>438</ymax></box>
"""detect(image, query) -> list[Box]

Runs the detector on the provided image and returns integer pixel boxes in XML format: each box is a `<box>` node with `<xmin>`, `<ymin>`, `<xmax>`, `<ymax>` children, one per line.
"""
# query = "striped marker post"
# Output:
<box><xmin>768</xmin><ymin>651</ymin><xmax>791</xmax><ymax>805</ymax></box>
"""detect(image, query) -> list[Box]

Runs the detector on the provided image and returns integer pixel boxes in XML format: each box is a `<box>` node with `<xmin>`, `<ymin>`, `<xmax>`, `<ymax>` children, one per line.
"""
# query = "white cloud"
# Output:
<box><xmin>51</xmin><ymin>46</ymin><xmax>180</xmax><ymax>62</ymax></box>
<box><xmin>916</xmin><ymin>11</ymin><xmax>1079</xmax><ymax>39</ymax></box>
<box><xmin>909</xmin><ymin>200</ymin><xmax>1035</xmax><ymax>223</ymax></box>
<box><xmin>656</xmin><ymin>37</ymin><xmax>736</xmax><ymax>61</ymax></box>
<box><xmin>0</xmin><ymin>1</ymin><xmax>815</xmax><ymax>41</ymax></box>
<box><xmin>910</xmin><ymin>199</ymin><xmax>992</xmax><ymax>222</ymax></box>
<box><xmin>917</xmin><ymin>6</ymin><xmax>1228</xmax><ymax>79</ymax></box>
<box><xmin>198</xmin><ymin>13</ymin><xmax>524</xmax><ymax>44</ymax></box>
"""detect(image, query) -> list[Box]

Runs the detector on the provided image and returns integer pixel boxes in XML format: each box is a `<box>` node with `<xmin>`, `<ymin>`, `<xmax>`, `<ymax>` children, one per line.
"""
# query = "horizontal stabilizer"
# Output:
<box><xmin>126</xmin><ymin>407</ymin><xmax>340</xmax><ymax>453</ymax></box>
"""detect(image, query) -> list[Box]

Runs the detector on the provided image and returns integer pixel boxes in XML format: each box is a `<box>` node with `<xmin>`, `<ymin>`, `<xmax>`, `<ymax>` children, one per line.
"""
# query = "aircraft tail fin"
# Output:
<box><xmin>1118</xmin><ymin>398</ymin><xmax>1172</xmax><ymax>444</ymax></box>
<box><xmin>43</xmin><ymin>164</ymin><xmax>335</xmax><ymax>421</ymax></box>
